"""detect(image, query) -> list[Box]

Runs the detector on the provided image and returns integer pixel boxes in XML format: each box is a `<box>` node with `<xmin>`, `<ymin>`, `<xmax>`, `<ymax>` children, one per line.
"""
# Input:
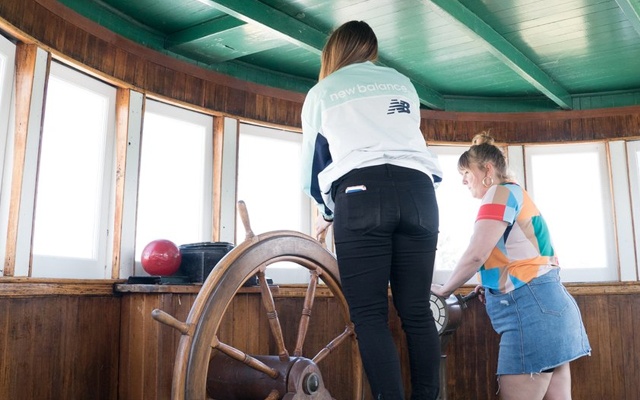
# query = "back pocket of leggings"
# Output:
<box><xmin>340</xmin><ymin>189</ymin><xmax>381</xmax><ymax>234</ymax></box>
<box><xmin>408</xmin><ymin>186</ymin><xmax>438</xmax><ymax>235</ymax></box>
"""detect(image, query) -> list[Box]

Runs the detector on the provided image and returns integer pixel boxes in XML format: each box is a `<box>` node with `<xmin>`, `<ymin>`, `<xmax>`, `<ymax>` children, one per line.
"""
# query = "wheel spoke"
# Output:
<box><xmin>293</xmin><ymin>269</ymin><xmax>319</xmax><ymax>356</ymax></box>
<box><xmin>151</xmin><ymin>309</ymin><xmax>190</xmax><ymax>334</ymax></box>
<box><xmin>211</xmin><ymin>336</ymin><xmax>280</xmax><ymax>379</ymax></box>
<box><xmin>257</xmin><ymin>268</ymin><xmax>290</xmax><ymax>361</ymax></box>
<box><xmin>311</xmin><ymin>324</ymin><xmax>355</xmax><ymax>364</ymax></box>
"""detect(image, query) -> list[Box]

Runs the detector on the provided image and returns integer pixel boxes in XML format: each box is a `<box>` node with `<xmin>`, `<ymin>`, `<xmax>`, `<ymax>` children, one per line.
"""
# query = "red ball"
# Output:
<box><xmin>141</xmin><ymin>239</ymin><xmax>182</xmax><ymax>276</ymax></box>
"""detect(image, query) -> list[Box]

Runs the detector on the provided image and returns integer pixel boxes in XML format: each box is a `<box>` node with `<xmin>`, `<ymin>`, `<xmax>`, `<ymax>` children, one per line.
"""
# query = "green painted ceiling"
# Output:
<box><xmin>58</xmin><ymin>0</ymin><xmax>640</xmax><ymax>112</ymax></box>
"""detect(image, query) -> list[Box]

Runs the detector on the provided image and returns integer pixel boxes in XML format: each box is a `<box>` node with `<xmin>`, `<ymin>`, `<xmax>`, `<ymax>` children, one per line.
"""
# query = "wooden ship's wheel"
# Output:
<box><xmin>152</xmin><ymin>201</ymin><xmax>364</xmax><ymax>399</ymax></box>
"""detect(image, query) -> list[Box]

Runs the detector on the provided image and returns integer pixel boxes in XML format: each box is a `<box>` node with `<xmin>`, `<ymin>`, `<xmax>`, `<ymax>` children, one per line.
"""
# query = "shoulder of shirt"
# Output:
<box><xmin>486</xmin><ymin>182</ymin><xmax>520</xmax><ymax>196</ymax></box>
<box><xmin>495</xmin><ymin>182</ymin><xmax>525</xmax><ymax>198</ymax></box>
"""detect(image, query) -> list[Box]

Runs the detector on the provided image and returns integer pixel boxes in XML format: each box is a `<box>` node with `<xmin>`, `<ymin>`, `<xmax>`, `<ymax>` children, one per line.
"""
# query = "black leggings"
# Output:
<box><xmin>332</xmin><ymin>164</ymin><xmax>440</xmax><ymax>400</ymax></box>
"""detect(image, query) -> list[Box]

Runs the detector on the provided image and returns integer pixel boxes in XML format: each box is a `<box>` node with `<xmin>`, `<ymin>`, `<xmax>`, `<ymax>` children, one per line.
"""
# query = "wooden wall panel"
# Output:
<box><xmin>118</xmin><ymin>290</ymin><xmax>365</xmax><ymax>400</ymax></box>
<box><xmin>118</xmin><ymin>292</ymin><xmax>196</xmax><ymax>400</ymax></box>
<box><xmin>272</xmin><ymin>295</ymin><xmax>366</xmax><ymax>399</ymax></box>
<box><xmin>422</xmin><ymin>108</ymin><xmax>640</xmax><ymax>144</ymax></box>
<box><xmin>114</xmin><ymin>286</ymin><xmax>640</xmax><ymax>400</ymax></box>
<box><xmin>0</xmin><ymin>295</ymin><xmax>120</xmax><ymax>400</ymax></box>
<box><xmin>573</xmin><ymin>293</ymin><xmax>640</xmax><ymax>400</ymax></box>
<box><xmin>0</xmin><ymin>285</ymin><xmax>638</xmax><ymax>399</ymax></box>
<box><xmin>439</xmin><ymin>299</ymin><xmax>501</xmax><ymax>399</ymax></box>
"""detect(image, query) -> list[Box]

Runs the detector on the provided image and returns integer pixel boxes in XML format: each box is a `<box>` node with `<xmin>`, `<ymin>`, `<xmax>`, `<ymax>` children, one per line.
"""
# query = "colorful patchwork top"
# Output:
<box><xmin>477</xmin><ymin>183</ymin><xmax>559</xmax><ymax>293</ymax></box>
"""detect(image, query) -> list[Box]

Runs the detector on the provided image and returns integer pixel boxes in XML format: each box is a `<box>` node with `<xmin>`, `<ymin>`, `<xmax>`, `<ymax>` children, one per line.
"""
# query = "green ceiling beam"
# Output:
<box><xmin>166</xmin><ymin>15</ymin><xmax>245</xmax><ymax>47</ymax></box>
<box><xmin>411</xmin><ymin>82</ymin><xmax>445</xmax><ymax>110</ymax></box>
<box><xmin>615</xmin><ymin>0</ymin><xmax>640</xmax><ymax>37</ymax></box>
<box><xmin>205</xmin><ymin>0</ymin><xmax>445</xmax><ymax>109</ymax></box>
<box><xmin>204</xmin><ymin>0</ymin><xmax>326</xmax><ymax>54</ymax></box>
<box><xmin>425</xmin><ymin>0</ymin><xmax>573</xmax><ymax>110</ymax></box>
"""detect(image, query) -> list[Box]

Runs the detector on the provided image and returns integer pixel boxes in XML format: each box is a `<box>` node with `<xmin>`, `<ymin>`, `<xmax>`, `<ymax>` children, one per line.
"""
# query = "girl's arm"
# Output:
<box><xmin>431</xmin><ymin>219</ymin><xmax>508</xmax><ymax>297</ymax></box>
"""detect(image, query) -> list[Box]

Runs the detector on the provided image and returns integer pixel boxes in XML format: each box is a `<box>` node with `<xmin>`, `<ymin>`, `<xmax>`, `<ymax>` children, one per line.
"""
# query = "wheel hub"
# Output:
<box><xmin>207</xmin><ymin>354</ymin><xmax>332</xmax><ymax>399</ymax></box>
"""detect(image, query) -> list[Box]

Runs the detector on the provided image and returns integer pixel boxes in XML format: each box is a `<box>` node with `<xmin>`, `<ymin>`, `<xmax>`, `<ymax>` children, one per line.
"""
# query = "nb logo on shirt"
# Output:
<box><xmin>387</xmin><ymin>99</ymin><xmax>411</xmax><ymax>114</ymax></box>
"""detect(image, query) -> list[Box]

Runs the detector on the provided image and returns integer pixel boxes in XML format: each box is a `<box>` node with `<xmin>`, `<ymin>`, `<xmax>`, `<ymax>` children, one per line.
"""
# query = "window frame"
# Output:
<box><xmin>0</xmin><ymin>35</ymin><xmax>16</xmax><ymax>275</ymax></box>
<box><xmin>523</xmin><ymin>141</ymin><xmax>618</xmax><ymax>282</ymax></box>
<box><xmin>625</xmin><ymin>140</ymin><xmax>640</xmax><ymax>281</ymax></box>
<box><xmin>30</xmin><ymin>61</ymin><xmax>117</xmax><ymax>279</ymax></box>
<box><xmin>133</xmin><ymin>98</ymin><xmax>214</xmax><ymax>275</ymax></box>
<box><xmin>431</xmin><ymin>140</ymin><xmax>626</xmax><ymax>286</ymax></box>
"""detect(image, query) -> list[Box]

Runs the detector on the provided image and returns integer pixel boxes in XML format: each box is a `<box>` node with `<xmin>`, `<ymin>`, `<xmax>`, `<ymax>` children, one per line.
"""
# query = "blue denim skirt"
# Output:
<box><xmin>485</xmin><ymin>269</ymin><xmax>591</xmax><ymax>375</ymax></box>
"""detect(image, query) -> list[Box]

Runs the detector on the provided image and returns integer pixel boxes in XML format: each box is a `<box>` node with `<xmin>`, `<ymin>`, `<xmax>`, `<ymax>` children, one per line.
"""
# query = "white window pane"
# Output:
<box><xmin>0</xmin><ymin>36</ymin><xmax>16</xmax><ymax>274</ymax></box>
<box><xmin>0</xmin><ymin>35</ymin><xmax>15</xmax><ymax>198</ymax></box>
<box><xmin>0</xmin><ymin>52</ymin><xmax>6</xmax><ymax>104</ymax></box>
<box><xmin>33</xmin><ymin>65</ymin><xmax>112</xmax><ymax>261</ymax></box>
<box><xmin>526</xmin><ymin>143</ymin><xmax>616</xmax><ymax>280</ymax></box>
<box><xmin>237</xmin><ymin>123</ymin><xmax>310</xmax><ymax>283</ymax></box>
<box><xmin>628</xmin><ymin>141</ymin><xmax>640</xmax><ymax>281</ymax></box>
<box><xmin>430</xmin><ymin>146</ymin><xmax>479</xmax><ymax>271</ymax></box>
<box><xmin>135</xmin><ymin>100</ymin><xmax>212</xmax><ymax>261</ymax></box>
<box><xmin>237</xmin><ymin>124</ymin><xmax>308</xmax><ymax>238</ymax></box>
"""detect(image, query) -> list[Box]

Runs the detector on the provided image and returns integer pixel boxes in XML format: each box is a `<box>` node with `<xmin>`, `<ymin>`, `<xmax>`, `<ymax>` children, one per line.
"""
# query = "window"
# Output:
<box><xmin>0</xmin><ymin>35</ymin><xmax>14</xmax><ymax>174</ymax></box>
<box><xmin>236</xmin><ymin>123</ymin><xmax>311</xmax><ymax>283</ymax></box>
<box><xmin>429</xmin><ymin>145</ymin><xmax>480</xmax><ymax>284</ymax></box>
<box><xmin>524</xmin><ymin>142</ymin><xmax>617</xmax><ymax>281</ymax></box>
<box><xmin>625</xmin><ymin>140</ymin><xmax>640</xmax><ymax>280</ymax></box>
<box><xmin>0</xmin><ymin>35</ymin><xmax>15</xmax><ymax>276</ymax></box>
<box><xmin>135</xmin><ymin>100</ymin><xmax>213</xmax><ymax>273</ymax></box>
<box><xmin>31</xmin><ymin>62</ymin><xmax>116</xmax><ymax>278</ymax></box>
<box><xmin>430</xmin><ymin>141</ymin><xmax>620</xmax><ymax>285</ymax></box>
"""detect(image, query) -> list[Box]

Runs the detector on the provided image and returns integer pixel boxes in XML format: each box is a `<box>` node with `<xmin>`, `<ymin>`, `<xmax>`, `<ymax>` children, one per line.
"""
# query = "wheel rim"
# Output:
<box><xmin>165</xmin><ymin>230</ymin><xmax>364</xmax><ymax>399</ymax></box>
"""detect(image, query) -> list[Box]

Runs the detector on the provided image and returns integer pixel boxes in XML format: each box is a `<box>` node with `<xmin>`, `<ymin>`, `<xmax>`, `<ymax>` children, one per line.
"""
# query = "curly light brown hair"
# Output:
<box><xmin>458</xmin><ymin>132</ymin><xmax>512</xmax><ymax>182</ymax></box>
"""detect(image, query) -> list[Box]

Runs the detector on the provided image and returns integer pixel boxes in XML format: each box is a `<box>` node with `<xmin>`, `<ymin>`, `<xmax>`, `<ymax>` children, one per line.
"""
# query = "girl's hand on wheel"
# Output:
<box><xmin>315</xmin><ymin>215</ymin><xmax>332</xmax><ymax>241</ymax></box>
<box><xmin>430</xmin><ymin>284</ymin><xmax>449</xmax><ymax>298</ymax></box>
<box><xmin>474</xmin><ymin>285</ymin><xmax>486</xmax><ymax>304</ymax></box>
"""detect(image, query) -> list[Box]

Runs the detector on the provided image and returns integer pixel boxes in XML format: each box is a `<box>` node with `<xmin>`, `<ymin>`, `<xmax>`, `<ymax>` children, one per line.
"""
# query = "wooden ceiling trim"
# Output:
<box><xmin>421</xmin><ymin>108</ymin><xmax>640</xmax><ymax>144</ymax></box>
<box><xmin>8</xmin><ymin>0</ymin><xmax>307</xmax><ymax>104</ymax></box>
<box><xmin>422</xmin><ymin>105</ymin><xmax>640</xmax><ymax>121</ymax></box>
<box><xmin>1</xmin><ymin>0</ymin><xmax>307</xmax><ymax>126</ymax></box>
<box><xmin>426</xmin><ymin>0</ymin><xmax>573</xmax><ymax>110</ymax></box>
